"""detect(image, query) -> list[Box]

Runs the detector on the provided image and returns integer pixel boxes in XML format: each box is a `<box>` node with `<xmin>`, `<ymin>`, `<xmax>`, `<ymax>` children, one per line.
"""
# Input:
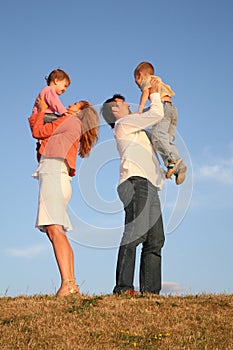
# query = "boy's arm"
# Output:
<box><xmin>138</xmin><ymin>89</ymin><xmax>150</xmax><ymax>113</ymax></box>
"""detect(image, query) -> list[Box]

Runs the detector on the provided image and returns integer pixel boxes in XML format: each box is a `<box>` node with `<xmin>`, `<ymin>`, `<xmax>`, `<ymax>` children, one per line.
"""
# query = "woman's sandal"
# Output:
<box><xmin>56</xmin><ymin>278</ymin><xmax>80</xmax><ymax>297</ymax></box>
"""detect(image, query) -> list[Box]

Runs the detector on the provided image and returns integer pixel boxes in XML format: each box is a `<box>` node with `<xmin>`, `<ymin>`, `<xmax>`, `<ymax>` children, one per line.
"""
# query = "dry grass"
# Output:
<box><xmin>0</xmin><ymin>293</ymin><xmax>232</xmax><ymax>349</ymax></box>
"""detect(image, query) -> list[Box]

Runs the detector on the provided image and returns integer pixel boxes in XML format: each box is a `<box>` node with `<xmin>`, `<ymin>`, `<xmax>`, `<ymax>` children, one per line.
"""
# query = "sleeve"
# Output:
<box><xmin>28</xmin><ymin>112</ymin><xmax>68</xmax><ymax>139</ymax></box>
<box><xmin>43</xmin><ymin>88</ymin><xmax>67</xmax><ymax>115</ymax></box>
<box><xmin>120</xmin><ymin>93</ymin><xmax>164</xmax><ymax>134</ymax></box>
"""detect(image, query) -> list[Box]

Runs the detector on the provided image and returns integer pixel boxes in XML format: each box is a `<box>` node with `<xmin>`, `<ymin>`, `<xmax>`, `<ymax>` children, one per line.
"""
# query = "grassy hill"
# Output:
<box><xmin>0</xmin><ymin>293</ymin><xmax>232</xmax><ymax>349</ymax></box>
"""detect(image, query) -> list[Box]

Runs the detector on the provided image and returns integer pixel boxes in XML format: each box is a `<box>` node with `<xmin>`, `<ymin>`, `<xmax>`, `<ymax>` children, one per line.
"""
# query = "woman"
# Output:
<box><xmin>28</xmin><ymin>97</ymin><xmax>99</xmax><ymax>296</ymax></box>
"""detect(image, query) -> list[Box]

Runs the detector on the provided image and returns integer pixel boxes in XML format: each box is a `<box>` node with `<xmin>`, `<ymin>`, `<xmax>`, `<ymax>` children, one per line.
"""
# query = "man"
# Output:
<box><xmin>101</xmin><ymin>79</ymin><xmax>165</xmax><ymax>295</ymax></box>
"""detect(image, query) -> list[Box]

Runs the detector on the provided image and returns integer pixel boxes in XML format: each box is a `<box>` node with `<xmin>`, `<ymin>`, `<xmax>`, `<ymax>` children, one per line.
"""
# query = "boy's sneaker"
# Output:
<box><xmin>175</xmin><ymin>165</ymin><xmax>187</xmax><ymax>185</ymax></box>
<box><xmin>166</xmin><ymin>159</ymin><xmax>183</xmax><ymax>179</ymax></box>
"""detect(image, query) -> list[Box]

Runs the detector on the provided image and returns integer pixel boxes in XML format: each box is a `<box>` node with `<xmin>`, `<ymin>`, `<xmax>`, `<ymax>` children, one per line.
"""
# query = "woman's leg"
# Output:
<box><xmin>46</xmin><ymin>224</ymin><xmax>79</xmax><ymax>296</ymax></box>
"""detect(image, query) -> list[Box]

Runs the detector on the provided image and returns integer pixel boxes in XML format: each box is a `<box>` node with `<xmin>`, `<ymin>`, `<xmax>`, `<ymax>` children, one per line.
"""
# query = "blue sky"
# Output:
<box><xmin>1</xmin><ymin>0</ymin><xmax>233</xmax><ymax>296</ymax></box>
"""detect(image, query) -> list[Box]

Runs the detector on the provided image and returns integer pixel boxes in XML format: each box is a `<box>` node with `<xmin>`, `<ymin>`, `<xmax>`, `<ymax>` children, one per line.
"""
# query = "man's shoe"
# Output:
<box><xmin>119</xmin><ymin>289</ymin><xmax>137</xmax><ymax>297</ymax></box>
<box><xmin>175</xmin><ymin>165</ymin><xmax>187</xmax><ymax>185</ymax></box>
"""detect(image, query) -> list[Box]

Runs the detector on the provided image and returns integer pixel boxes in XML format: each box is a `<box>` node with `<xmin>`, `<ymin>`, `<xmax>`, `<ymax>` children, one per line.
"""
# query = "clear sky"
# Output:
<box><xmin>1</xmin><ymin>0</ymin><xmax>233</xmax><ymax>297</ymax></box>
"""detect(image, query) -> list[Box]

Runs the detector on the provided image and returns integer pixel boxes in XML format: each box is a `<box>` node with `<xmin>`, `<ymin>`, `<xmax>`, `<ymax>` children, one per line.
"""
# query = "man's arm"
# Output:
<box><xmin>119</xmin><ymin>93</ymin><xmax>164</xmax><ymax>134</ymax></box>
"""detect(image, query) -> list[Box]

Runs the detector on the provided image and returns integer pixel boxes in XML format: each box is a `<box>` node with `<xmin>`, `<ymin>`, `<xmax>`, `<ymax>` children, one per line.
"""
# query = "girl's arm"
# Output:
<box><xmin>43</xmin><ymin>88</ymin><xmax>67</xmax><ymax>115</ymax></box>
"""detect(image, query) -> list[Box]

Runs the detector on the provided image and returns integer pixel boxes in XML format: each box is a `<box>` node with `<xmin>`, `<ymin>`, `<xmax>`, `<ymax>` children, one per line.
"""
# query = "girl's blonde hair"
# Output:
<box><xmin>78</xmin><ymin>101</ymin><xmax>99</xmax><ymax>158</ymax></box>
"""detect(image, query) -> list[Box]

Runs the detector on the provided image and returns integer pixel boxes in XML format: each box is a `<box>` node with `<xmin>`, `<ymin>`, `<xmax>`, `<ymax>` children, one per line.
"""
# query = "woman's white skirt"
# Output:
<box><xmin>33</xmin><ymin>157</ymin><xmax>72</xmax><ymax>232</ymax></box>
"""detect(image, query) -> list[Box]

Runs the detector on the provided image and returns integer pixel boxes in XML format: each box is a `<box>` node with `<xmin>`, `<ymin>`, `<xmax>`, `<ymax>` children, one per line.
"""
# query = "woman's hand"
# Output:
<box><xmin>35</xmin><ymin>94</ymin><xmax>48</xmax><ymax>113</ymax></box>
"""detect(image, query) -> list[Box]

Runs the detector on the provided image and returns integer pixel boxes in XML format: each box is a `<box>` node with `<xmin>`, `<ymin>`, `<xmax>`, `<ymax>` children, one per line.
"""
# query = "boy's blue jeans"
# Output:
<box><xmin>113</xmin><ymin>176</ymin><xmax>165</xmax><ymax>294</ymax></box>
<box><xmin>151</xmin><ymin>102</ymin><xmax>181</xmax><ymax>166</ymax></box>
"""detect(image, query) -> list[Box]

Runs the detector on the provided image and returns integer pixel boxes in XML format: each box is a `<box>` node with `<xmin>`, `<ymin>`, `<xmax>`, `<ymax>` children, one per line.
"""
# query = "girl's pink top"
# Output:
<box><xmin>32</xmin><ymin>86</ymin><xmax>67</xmax><ymax>115</ymax></box>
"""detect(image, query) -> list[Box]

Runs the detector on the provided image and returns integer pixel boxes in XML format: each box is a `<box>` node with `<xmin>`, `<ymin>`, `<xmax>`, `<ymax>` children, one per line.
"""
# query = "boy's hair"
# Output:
<box><xmin>134</xmin><ymin>62</ymin><xmax>154</xmax><ymax>77</ymax></box>
<box><xmin>101</xmin><ymin>94</ymin><xmax>125</xmax><ymax>129</ymax></box>
<box><xmin>46</xmin><ymin>69</ymin><xmax>71</xmax><ymax>86</ymax></box>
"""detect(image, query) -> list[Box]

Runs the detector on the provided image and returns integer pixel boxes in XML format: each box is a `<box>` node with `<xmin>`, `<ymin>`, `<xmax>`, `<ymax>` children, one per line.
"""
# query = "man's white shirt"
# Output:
<box><xmin>114</xmin><ymin>92</ymin><xmax>165</xmax><ymax>189</ymax></box>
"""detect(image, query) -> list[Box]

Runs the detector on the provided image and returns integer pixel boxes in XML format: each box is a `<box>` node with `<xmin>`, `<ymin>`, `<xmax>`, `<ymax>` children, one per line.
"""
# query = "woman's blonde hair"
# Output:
<box><xmin>78</xmin><ymin>101</ymin><xmax>99</xmax><ymax>158</ymax></box>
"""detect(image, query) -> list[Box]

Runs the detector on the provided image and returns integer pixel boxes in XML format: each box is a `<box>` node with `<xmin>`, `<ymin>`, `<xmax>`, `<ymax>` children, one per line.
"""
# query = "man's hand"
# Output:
<box><xmin>35</xmin><ymin>94</ymin><xmax>48</xmax><ymax>113</ymax></box>
<box><xmin>149</xmin><ymin>77</ymin><xmax>160</xmax><ymax>94</ymax></box>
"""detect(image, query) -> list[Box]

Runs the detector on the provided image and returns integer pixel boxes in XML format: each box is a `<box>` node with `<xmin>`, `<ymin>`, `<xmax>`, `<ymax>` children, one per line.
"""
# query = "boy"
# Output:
<box><xmin>134</xmin><ymin>61</ymin><xmax>186</xmax><ymax>185</ymax></box>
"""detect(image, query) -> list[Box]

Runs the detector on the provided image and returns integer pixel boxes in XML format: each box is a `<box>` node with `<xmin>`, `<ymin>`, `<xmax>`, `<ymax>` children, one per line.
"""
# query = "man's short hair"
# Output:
<box><xmin>101</xmin><ymin>94</ymin><xmax>125</xmax><ymax>129</ymax></box>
